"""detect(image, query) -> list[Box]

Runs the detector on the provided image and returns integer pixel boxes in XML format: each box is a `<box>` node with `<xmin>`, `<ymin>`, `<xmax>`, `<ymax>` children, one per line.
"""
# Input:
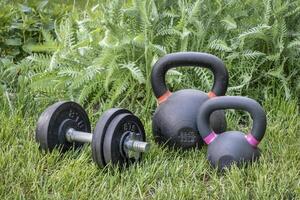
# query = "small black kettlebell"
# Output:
<box><xmin>197</xmin><ymin>96</ymin><xmax>267</xmax><ymax>170</ymax></box>
<box><xmin>151</xmin><ymin>52</ymin><xmax>229</xmax><ymax>149</ymax></box>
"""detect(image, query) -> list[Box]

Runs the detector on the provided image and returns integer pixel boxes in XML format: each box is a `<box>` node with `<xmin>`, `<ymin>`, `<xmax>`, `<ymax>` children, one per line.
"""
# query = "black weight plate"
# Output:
<box><xmin>92</xmin><ymin>108</ymin><xmax>132</xmax><ymax>168</ymax></box>
<box><xmin>36</xmin><ymin>101</ymin><xmax>91</xmax><ymax>152</ymax></box>
<box><xmin>102</xmin><ymin>113</ymin><xmax>146</xmax><ymax>167</ymax></box>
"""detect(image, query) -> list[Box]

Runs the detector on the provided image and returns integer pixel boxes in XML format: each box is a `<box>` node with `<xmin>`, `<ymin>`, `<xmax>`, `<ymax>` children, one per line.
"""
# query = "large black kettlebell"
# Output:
<box><xmin>151</xmin><ymin>52</ymin><xmax>229</xmax><ymax>149</ymax></box>
<box><xmin>197</xmin><ymin>96</ymin><xmax>267</xmax><ymax>170</ymax></box>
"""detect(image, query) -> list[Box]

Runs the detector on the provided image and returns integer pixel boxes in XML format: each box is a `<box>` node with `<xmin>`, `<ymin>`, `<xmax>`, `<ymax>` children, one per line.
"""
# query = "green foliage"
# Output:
<box><xmin>1</xmin><ymin>0</ymin><xmax>299</xmax><ymax>115</ymax></box>
<box><xmin>0</xmin><ymin>0</ymin><xmax>299</xmax><ymax>199</ymax></box>
<box><xmin>0</xmin><ymin>0</ymin><xmax>76</xmax><ymax>61</ymax></box>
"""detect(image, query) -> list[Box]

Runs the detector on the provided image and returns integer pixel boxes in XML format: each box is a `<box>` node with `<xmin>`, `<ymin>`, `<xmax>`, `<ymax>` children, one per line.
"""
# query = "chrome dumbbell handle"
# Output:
<box><xmin>66</xmin><ymin>128</ymin><xmax>93</xmax><ymax>143</ymax></box>
<box><xmin>66</xmin><ymin>128</ymin><xmax>150</xmax><ymax>153</ymax></box>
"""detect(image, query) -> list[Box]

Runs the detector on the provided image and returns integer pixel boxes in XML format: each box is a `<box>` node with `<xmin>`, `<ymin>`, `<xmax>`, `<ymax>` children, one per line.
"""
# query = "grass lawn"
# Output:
<box><xmin>1</xmin><ymin>0</ymin><xmax>300</xmax><ymax>199</ymax></box>
<box><xmin>1</xmin><ymin>94</ymin><xmax>299</xmax><ymax>199</ymax></box>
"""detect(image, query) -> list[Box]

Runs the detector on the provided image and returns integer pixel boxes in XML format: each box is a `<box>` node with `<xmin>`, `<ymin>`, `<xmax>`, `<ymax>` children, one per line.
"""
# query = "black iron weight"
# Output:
<box><xmin>36</xmin><ymin>101</ymin><xmax>149</xmax><ymax>168</ymax></box>
<box><xmin>197</xmin><ymin>96</ymin><xmax>267</xmax><ymax>170</ymax></box>
<box><xmin>151</xmin><ymin>52</ymin><xmax>229</xmax><ymax>149</ymax></box>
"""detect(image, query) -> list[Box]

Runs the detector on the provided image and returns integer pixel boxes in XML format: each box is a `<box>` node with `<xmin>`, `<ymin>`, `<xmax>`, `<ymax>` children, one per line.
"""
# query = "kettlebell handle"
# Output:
<box><xmin>197</xmin><ymin>96</ymin><xmax>267</xmax><ymax>147</ymax></box>
<box><xmin>151</xmin><ymin>52</ymin><xmax>229</xmax><ymax>102</ymax></box>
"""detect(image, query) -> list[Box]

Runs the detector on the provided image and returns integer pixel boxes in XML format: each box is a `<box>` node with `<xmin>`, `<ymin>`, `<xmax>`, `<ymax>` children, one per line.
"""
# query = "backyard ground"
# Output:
<box><xmin>0</xmin><ymin>0</ymin><xmax>299</xmax><ymax>199</ymax></box>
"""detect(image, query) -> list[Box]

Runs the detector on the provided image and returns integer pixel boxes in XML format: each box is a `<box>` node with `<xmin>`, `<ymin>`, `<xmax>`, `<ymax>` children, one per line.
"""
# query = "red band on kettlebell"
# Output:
<box><xmin>245</xmin><ymin>133</ymin><xmax>259</xmax><ymax>147</ymax></box>
<box><xmin>203</xmin><ymin>131</ymin><xmax>217</xmax><ymax>144</ymax></box>
<box><xmin>207</xmin><ymin>91</ymin><xmax>217</xmax><ymax>98</ymax></box>
<box><xmin>158</xmin><ymin>91</ymin><xmax>172</xmax><ymax>104</ymax></box>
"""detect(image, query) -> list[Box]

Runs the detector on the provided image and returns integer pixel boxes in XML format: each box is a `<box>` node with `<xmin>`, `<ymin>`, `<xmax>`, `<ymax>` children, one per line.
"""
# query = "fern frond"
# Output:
<box><xmin>68</xmin><ymin>65</ymin><xmax>103</xmax><ymax>90</ymax></box>
<box><xmin>280</xmin><ymin>20</ymin><xmax>287</xmax><ymax>39</ymax></box>
<box><xmin>156</xmin><ymin>27</ymin><xmax>181</xmax><ymax>37</ymax></box>
<box><xmin>100</xmin><ymin>59</ymin><xmax>117</xmax><ymax>90</ymax></box>
<box><xmin>55</xmin><ymin>18</ymin><xmax>76</xmax><ymax>48</ymax></box>
<box><xmin>266</xmin><ymin>53</ymin><xmax>281</xmax><ymax>61</ymax></box>
<box><xmin>149</xmin><ymin>43</ymin><xmax>167</xmax><ymax>56</ymax></box>
<box><xmin>42</xmin><ymin>30</ymin><xmax>56</xmax><ymax>44</ymax></box>
<box><xmin>167</xmin><ymin>69</ymin><xmax>182</xmax><ymax>76</ymax></box>
<box><xmin>284</xmin><ymin>6</ymin><xmax>300</xmax><ymax>17</ymax></box>
<box><xmin>26</xmin><ymin>54</ymin><xmax>51</xmax><ymax>72</ymax></box>
<box><xmin>287</xmin><ymin>39</ymin><xmax>300</xmax><ymax>49</ymax></box>
<box><xmin>221</xmin><ymin>15</ymin><xmax>237</xmax><ymax>30</ymax></box>
<box><xmin>106</xmin><ymin>77</ymin><xmax>130</xmax><ymax>107</ymax></box>
<box><xmin>134</xmin><ymin>0</ymin><xmax>150</xmax><ymax>29</ymax></box>
<box><xmin>161</xmin><ymin>11</ymin><xmax>180</xmax><ymax>19</ymax></box>
<box><xmin>49</xmin><ymin>51</ymin><xmax>60</xmax><ymax>70</ymax></box>
<box><xmin>241</xmin><ymin>50</ymin><xmax>265</xmax><ymax>60</ymax></box>
<box><xmin>238</xmin><ymin>24</ymin><xmax>271</xmax><ymax>39</ymax></box>
<box><xmin>189</xmin><ymin>0</ymin><xmax>202</xmax><ymax>20</ymax></box>
<box><xmin>84</xmin><ymin>65</ymin><xmax>104</xmax><ymax>81</ymax></box>
<box><xmin>78</xmin><ymin>81</ymin><xmax>102</xmax><ymax>103</ymax></box>
<box><xmin>99</xmin><ymin>30</ymin><xmax>118</xmax><ymax>47</ymax></box>
<box><xmin>30</xmin><ymin>73</ymin><xmax>61</xmax><ymax>93</ymax></box>
<box><xmin>226</xmin><ymin>52</ymin><xmax>240</xmax><ymax>60</ymax></box>
<box><xmin>193</xmin><ymin>68</ymin><xmax>212</xmax><ymax>91</ymax></box>
<box><xmin>263</xmin><ymin>0</ymin><xmax>272</xmax><ymax>24</ymax></box>
<box><xmin>57</xmin><ymin>67</ymin><xmax>81</xmax><ymax>78</ymax></box>
<box><xmin>121</xmin><ymin>62</ymin><xmax>145</xmax><ymax>84</ymax></box>
<box><xmin>208</xmin><ymin>39</ymin><xmax>232</xmax><ymax>52</ymax></box>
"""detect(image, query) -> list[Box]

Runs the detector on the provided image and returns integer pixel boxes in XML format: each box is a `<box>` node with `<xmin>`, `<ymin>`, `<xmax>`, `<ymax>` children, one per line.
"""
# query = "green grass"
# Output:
<box><xmin>1</xmin><ymin>0</ymin><xmax>300</xmax><ymax>199</ymax></box>
<box><xmin>0</xmin><ymin>94</ymin><xmax>299</xmax><ymax>199</ymax></box>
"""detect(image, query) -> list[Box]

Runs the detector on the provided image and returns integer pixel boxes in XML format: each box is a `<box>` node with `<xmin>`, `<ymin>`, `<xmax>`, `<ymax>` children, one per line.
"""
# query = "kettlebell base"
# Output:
<box><xmin>207</xmin><ymin>131</ymin><xmax>260</xmax><ymax>170</ymax></box>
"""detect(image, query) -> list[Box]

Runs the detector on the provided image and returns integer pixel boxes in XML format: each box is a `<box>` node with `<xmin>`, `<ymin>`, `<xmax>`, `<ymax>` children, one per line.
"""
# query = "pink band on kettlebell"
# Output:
<box><xmin>245</xmin><ymin>133</ymin><xmax>260</xmax><ymax>147</ymax></box>
<box><xmin>203</xmin><ymin>131</ymin><xmax>217</xmax><ymax>144</ymax></box>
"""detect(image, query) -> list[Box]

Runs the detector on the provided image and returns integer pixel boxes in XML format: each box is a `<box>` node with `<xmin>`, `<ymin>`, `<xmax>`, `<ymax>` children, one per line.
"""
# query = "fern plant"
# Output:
<box><xmin>2</xmin><ymin>0</ymin><xmax>300</xmax><ymax>117</ymax></box>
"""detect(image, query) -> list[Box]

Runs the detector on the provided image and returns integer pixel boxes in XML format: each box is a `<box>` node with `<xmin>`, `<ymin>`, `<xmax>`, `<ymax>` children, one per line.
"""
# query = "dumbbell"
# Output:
<box><xmin>36</xmin><ymin>101</ymin><xmax>150</xmax><ymax>167</ymax></box>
